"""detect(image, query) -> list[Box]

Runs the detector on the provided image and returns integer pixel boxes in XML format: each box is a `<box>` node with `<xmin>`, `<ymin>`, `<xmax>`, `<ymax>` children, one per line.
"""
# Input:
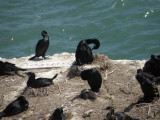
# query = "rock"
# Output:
<box><xmin>82</xmin><ymin>110</ymin><xmax>93</xmax><ymax>118</ymax></box>
<box><xmin>1</xmin><ymin>53</ymin><xmax>159</xmax><ymax>120</ymax></box>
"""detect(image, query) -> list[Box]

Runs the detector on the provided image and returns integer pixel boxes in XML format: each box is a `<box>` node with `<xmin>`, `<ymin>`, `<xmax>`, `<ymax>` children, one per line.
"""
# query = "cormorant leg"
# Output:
<box><xmin>42</xmin><ymin>55</ymin><xmax>46</xmax><ymax>59</ymax></box>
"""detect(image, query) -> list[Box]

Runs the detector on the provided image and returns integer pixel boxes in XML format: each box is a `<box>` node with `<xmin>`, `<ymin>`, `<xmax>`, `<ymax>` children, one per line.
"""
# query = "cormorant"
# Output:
<box><xmin>143</xmin><ymin>55</ymin><xmax>160</xmax><ymax>77</ymax></box>
<box><xmin>0</xmin><ymin>61</ymin><xmax>26</xmax><ymax>76</ymax></box>
<box><xmin>49</xmin><ymin>108</ymin><xmax>66</xmax><ymax>120</ymax></box>
<box><xmin>80</xmin><ymin>89</ymin><xmax>97</xmax><ymax>100</ymax></box>
<box><xmin>29</xmin><ymin>30</ymin><xmax>49</xmax><ymax>60</ymax></box>
<box><xmin>0</xmin><ymin>96</ymin><xmax>29</xmax><ymax>119</ymax></box>
<box><xmin>81</xmin><ymin>68</ymin><xmax>102</xmax><ymax>93</ymax></box>
<box><xmin>137</xmin><ymin>69</ymin><xmax>160</xmax><ymax>85</ymax></box>
<box><xmin>136</xmin><ymin>69</ymin><xmax>159</xmax><ymax>103</ymax></box>
<box><xmin>104</xmin><ymin>106</ymin><xmax>140</xmax><ymax>120</ymax></box>
<box><xmin>26</xmin><ymin>72</ymin><xmax>58</xmax><ymax>88</ymax></box>
<box><xmin>75</xmin><ymin>38</ymin><xmax>100</xmax><ymax>65</ymax></box>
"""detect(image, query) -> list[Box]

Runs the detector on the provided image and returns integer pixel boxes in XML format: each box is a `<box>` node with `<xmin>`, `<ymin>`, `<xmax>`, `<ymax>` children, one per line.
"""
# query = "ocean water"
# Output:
<box><xmin>0</xmin><ymin>0</ymin><xmax>160</xmax><ymax>60</ymax></box>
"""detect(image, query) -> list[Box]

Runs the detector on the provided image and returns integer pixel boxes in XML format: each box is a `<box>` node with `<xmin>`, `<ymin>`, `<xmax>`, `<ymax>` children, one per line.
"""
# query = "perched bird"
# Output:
<box><xmin>81</xmin><ymin>68</ymin><xmax>102</xmax><ymax>93</ymax></box>
<box><xmin>29</xmin><ymin>30</ymin><xmax>49</xmax><ymax>60</ymax></box>
<box><xmin>49</xmin><ymin>108</ymin><xmax>66</xmax><ymax>120</ymax></box>
<box><xmin>26</xmin><ymin>72</ymin><xmax>58</xmax><ymax>88</ymax></box>
<box><xmin>75</xmin><ymin>38</ymin><xmax>100</xmax><ymax>65</ymax></box>
<box><xmin>104</xmin><ymin>106</ymin><xmax>139</xmax><ymax>120</ymax></box>
<box><xmin>143</xmin><ymin>55</ymin><xmax>160</xmax><ymax>77</ymax></box>
<box><xmin>0</xmin><ymin>61</ymin><xmax>26</xmax><ymax>76</ymax></box>
<box><xmin>136</xmin><ymin>69</ymin><xmax>159</xmax><ymax>103</ymax></box>
<box><xmin>0</xmin><ymin>96</ymin><xmax>29</xmax><ymax>119</ymax></box>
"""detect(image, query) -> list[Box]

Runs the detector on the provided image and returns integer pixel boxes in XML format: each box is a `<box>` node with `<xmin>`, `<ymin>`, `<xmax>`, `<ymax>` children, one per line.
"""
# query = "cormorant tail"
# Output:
<box><xmin>0</xmin><ymin>112</ymin><xmax>5</xmax><ymax>119</ymax></box>
<box><xmin>85</xmin><ymin>39</ymin><xmax>100</xmax><ymax>50</ymax></box>
<box><xmin>29</xmin><ymin>56</ymin><xmax>36</xmax><ymax>60</ymax></box>
<box><xmin>19</xmin><ymin>68</ymin><xmax>27</xmax><ymax>71</ymax></box>
<box><xmin>52</xmin><ymin>73</ymin><xmax>58</xmax><ymax>80</ymax></box>
<box><xmin>133</xmin><ymin>119</ymin><xmax>140</xmax><ymax>120</ymax></box>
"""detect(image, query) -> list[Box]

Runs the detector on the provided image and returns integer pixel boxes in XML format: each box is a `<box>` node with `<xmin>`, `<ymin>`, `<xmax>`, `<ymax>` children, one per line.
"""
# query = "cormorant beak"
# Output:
<box><xmin>25</xmin><ymin>72</ymin><xmax>30</xmax><ymax>76</ymax></box>
<box><xmin>155</xmin><ymin>56</ymin><xmax>160</xmax><ymax>61</ymax></box>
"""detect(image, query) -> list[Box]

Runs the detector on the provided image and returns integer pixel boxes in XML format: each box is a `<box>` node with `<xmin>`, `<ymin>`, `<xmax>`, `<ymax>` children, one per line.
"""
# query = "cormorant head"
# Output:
<box><xmin>91</xmin><ymin>39</ymin><xmax>100</xmax><ymax>50</ymax></box>
<box><xmin>135</xmin><ymin>71</ymin><xmax>143</xmax><ymax>84</ymax></box>
<box><xmin>41</xmin><ymin>30</ymin><xmax>48</xmax><ymax>37</ymax></box>
<box><xmin>80</xmin><ymin>89</ymin><xmax>96</xmax><ymax>100</ymax></box>
<box><xmin>49</xmin><ymin>107</ymin><xmax>64</xmax><ymax>120</ymax></box>
<box><xmin>105</xmin><ymin>106</ymin><xmax>115</xmax><ymax>115</ymax></box>
<box><xmin>0</xmin><ymin>61</ymin><xmax>4</xmax><ymax>64</ymax></box>
<box><xmin>81</xmin><ymin>69</ymin><xmax>91</xmax><ymax>80</ymax></box>
<box><xmin>55</xmin><ymin>108</ymin><xmax>63</xmax><ymax>113</ymax></box>
<box><xmin>53</xmin><ymin>108</ymin><xmax>63</xmax><ymax>116</ymax></box>
<box><xmin>136</xmin><ymin>69</ymin><xmax>143</xmax><ymax>74</ymax></box>
<box><xmin>81</xmin><ymin>68</ymin><xmax>98</xmax><ymax>80</ymax></box>
<box><xmin>151</xmin><ymin>55</ymin><xmax>155</xmax><ymax>60</ymax></box>
<box><xmin>84</xmin><ymin>38</ymin><xmax>100</xmax><ymax>50</ymax></box>
<box><xmin>26</xmin><ymin>72</ymin><xmax>35</xmax><ymax>78</ymax></box>
<box><xmin>150</xmin><ymin>54</ymin><xmax>160</xmax><ymax>61</ymax></box>
<box><xmin>17</xmin><ymin>96</ymin><xmax>26</xmax><ymax>100</ymax></box>
<box><xmin>17</xmin><ymin>96</ymin><xmax>29</xmax><ymax>109</ymax></box>
<box><xmin>136</xmin><ymin>71</ymin><xmax>152</xmax><ymax>86</ymax></box>
<box><xmin>81</xmin><ymin>89</ymin><xmax>90</xmax><ymax>95</ymax></box>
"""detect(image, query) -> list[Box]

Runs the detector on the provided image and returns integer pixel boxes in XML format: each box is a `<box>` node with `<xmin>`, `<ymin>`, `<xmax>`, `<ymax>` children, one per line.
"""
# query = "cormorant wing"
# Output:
<box><xmin>35</xmin><ymin>39</ymin><xmax>44</xmax><ymax>53</ymax></box>
<box><xmin>36</xmin><ymin>78</ymin><xmax>52</xmax><ymax>87</ymax></box>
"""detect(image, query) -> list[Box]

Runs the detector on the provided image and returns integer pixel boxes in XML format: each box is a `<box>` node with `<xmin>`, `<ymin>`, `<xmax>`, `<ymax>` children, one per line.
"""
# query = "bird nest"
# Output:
<box><xmin>67</xmin><ymin>54</ymin><xmax>113</xmax><ymax>78</ymax></box>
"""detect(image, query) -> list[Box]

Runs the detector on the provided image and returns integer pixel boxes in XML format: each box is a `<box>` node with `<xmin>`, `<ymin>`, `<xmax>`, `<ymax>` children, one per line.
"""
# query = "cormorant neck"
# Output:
<box><xmin>29</xmin><ymin>74</ymin><xmax>35</xmax><ymax>81</ymax></box>
<box><xmin>111</xmin><ymin>108</ymin><xmax>114</xmax><ymax>115</ymax></box>
<box><xmin>43</xmin><ymin>36</ymin><xmax>49</xmax><ymax>41</ymax></box>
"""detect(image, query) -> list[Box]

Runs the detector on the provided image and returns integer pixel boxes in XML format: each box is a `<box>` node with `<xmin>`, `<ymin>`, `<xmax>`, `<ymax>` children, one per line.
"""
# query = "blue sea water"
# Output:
<box><xmin>0</xmin><ymin>0</ymin><xmax>160</xmax><ymax>60</ymax></box>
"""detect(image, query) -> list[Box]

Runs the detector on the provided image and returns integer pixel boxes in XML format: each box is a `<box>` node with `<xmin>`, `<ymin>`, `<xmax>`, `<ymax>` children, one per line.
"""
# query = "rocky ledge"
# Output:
<box><xmin>0</xmin><ymin>53</ymin><xmax>159</xmax><ymax>120</ymax></box>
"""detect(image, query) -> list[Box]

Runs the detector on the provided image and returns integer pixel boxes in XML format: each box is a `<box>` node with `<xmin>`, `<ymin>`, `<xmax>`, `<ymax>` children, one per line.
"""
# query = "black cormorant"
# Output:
<box><xmin>136</xmin><ymin>69</ymin><xmax>159</xmax><ymax>103</ymax></box>
<box><xmin>26</xmin><ymin>72</ymin><xmax>58</xmax><ymax>88</ymax></box>
<box><xmin>0</xmin><ymin>96</ymin><xmax>29</xmax><ymax>119</ymax></box>
<box><xmin>143</xmin><ymin>55</ymin><xmax>160</xmax><ymax>77</ymax></box>
<box><xmin>81</xmin><ymin>68</ymin><xmax>102</xmax><ymax>93</ymax></box>
<box><xmin>49</xmin><ymin>108</ymin><xmax>66</xmax><ymax>120</ymax></box>
<box><xmin>29</xmin><ymin>30</ymin><xmax>49</xmax><ymax>60</ymax></box>
<box><xmin>0</xmin><ymin>61</ymin><xmax>26</xmax><ymax>76</ymax></box>
<box><xmin>104</xmin><ymin>106</ymin><xmax>139</xmax><ymax>120</ymax></box>
<box><xmin>75</xmin><ymin>38</ymin><xmax>100</xmax><ymax>65</ymax></box>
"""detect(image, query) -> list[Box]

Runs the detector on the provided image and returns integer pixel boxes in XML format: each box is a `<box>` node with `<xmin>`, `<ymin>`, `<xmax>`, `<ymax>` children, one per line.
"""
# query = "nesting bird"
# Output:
<box><xmin>49</xmin><ymin>108</ymin><xmax>66</xmax><ymax>120</ymax></box>
<box><xmin>26</xmin><ymin>72</ymin><xmax>58</xmax><ymax>88</ymax></box>
<box><xmin>80</xmin><ymin>89</ymin><xmax>97</xmax><ymax>100</ymax></box>
<box><xmin>104</xmin><ymin>106</ymin><xmax>139</xmax><ymax>120</ymax></box>
<box><xmin>143</xmin><ymin>55</ymin><xmax>160</xmax><ymax>77</ymax></box>
<box><xmin>29</xmin><ymin>30</ymin><xmax>49</xmax><ymax>60</ymax></box>
<box><xmin>136</xmin><ymin>69</ymin><xmax>160</xmax><ymax>85</ymax></box>
<box><xmin>136</xmin><ymin>69</ymin><xmax>159</xmax><ymax>103</ymax></box>
<box><xmin>0</xmin><ymin>61</ymin><xmax>26</xmax><ymax>76</ymax></box>
<box><xmin>0</xmin><ymin>96</ymin><xmax>29</xmax><ymax>119</ymax></box>
<box><xmin>81</xmin><ymin>68</ymin><xmax>102</xmax><ymax>93</ymax></box>
<box><xmin>75</xmin><ymin>38</ymin><xmax>100</xmax><ymax>65</ymax></box>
